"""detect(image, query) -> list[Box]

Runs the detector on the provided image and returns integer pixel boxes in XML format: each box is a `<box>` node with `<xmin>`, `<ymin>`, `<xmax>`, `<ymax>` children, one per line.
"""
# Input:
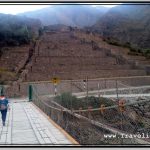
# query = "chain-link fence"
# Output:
<box><xmin>30</xmin><ymin>76</ymin><xmax>150</xmax><ymax>145</ymax></box>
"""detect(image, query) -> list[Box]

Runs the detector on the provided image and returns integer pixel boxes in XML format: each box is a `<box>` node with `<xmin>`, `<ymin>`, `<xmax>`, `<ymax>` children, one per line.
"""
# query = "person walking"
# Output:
<box><xmin>0</xmin><ymin>94</ymin><xmax>9</xmax><ymax>126</ymax></box>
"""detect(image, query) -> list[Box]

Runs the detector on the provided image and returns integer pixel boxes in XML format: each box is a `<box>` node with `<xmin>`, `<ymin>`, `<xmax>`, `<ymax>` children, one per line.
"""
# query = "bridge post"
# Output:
<box><xmin>29</xmin><ymin>84</ymin><xmax>33</xmax><ymax>102</ymax></box>
<box><xmin>0</xmin><ymin>85</ymin><xmax>4</xmax><ymax>96</ymax></box>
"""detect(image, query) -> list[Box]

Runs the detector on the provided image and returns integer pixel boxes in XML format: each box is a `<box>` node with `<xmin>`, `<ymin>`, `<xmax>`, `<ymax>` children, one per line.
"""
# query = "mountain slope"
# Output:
<box><xmin>0</xmin><ymin>13</ymin><xmax>42</xmax><ymax>84</ymax></box>
<box><xmin>0</xmin><ymin>13</ymin><xmax>42</xmax><ymax>47</ymax></box>
<box><xmin>92</xmin><ymin>5</ymin><xmax>150</xmax><ymax>50</ymax></box>
<box><xmin>19</xmin><ymin>5</ymin><xmax>109</xmax><ymax>28</ymax></box>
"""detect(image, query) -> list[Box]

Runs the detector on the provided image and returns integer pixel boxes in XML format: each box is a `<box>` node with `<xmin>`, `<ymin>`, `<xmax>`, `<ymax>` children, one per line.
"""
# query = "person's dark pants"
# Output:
<box><xmin>0</xmin><ymin>109</ymin><xmax>7</xmax><ymax>125</ymax></box>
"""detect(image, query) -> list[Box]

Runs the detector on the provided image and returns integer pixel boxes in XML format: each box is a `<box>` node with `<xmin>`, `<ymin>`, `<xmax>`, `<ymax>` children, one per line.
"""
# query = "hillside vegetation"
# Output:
<box><xmin>54</xmin><ymin>92</ymin><xmax>115</xmax><ymax>110</ymax></box>
<box><xmin>92</xmin><ymin>5</ymin><xmax>150</xmax><ymax>53</ymax></box>
<box><xmin>0</xmin><ymin>13</ymin><xmax>42</xmax><ymax>84</ymax></box>
<box><xmin>0</xmin><ymin>13</ymin><xmax>42</xmax><ymax>48</ymax></box>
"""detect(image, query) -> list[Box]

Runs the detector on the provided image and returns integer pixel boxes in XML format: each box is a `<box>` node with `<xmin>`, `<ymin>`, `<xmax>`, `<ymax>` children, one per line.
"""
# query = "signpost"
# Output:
<box><xmin>83</xmin><ymin>77</ymin><xmax>89</xmax><ymax>107</ymax></box>
<box><xmin>51</xmin><ymin>77</ymin><xmax>60</xmax><ymax>95</ymax></box>
<box><xmin>83</xmin><ymin>79</ymin><xmax>86</xmax><ymax>90</ymax></box>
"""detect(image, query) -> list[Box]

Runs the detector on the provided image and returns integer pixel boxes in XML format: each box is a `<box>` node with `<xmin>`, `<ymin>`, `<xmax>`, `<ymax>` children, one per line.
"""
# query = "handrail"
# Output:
<box><xmin>32</xmin><ymin>86</ymin><xmax>64</xmax><ymax>112</ymax></box>
<box><xmin>72</xmin><ymin>98</ymin><xmax>150</xmax><ymax>113</ymax></box>
<box><xmin>32</xmin><ymin>85</ymin><xmax>150</xmax><ymax>113</ymax></box>
<box><xmin>22</xmin><ymin>75</ymin><xmax>150</xmax><ymax>84</ymax></box>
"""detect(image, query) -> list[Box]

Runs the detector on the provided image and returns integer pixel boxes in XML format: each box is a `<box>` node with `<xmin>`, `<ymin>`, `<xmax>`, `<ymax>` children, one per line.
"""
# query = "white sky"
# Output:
<box><xmin>0</xmin><ymin>5</ymin><xmax>50</xmax><ymax>15</ymax></box>
<box><xmin>0</xmin><ymin>4</ymin><xmax>117</xmax><ymax>15</ymax></box>
<box><xmin>92</xmin><ymin>4</ymin><xmax>118</xmax><ymax>8</ymax></box>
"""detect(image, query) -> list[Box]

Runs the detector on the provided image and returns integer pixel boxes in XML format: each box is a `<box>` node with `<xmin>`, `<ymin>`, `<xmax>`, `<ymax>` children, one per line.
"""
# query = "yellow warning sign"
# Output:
<box><xmin>51</xmin><ymin>77</ymin><xmax>60</xmax><ymax>84</ymax></box>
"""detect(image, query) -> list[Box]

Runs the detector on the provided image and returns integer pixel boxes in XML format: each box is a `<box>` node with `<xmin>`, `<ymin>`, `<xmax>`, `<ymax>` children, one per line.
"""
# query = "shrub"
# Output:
<box><xmin>54</xmin><ymin>93</ymin><xmax>115</xmax><ymax>110</ymax></box>
<box><xmin>54</xmin><ymin>92</ymin><xmax>79</xmax><ymax>109</ymax></box>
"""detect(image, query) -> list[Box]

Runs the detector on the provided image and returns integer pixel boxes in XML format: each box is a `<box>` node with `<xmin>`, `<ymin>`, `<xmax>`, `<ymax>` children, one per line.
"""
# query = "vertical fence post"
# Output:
<box><xmin>104</xmin><ymin>79</ymin><xmax>107</xmax><ymax>89</ymax></box>
<box><xmin>29</xmin><ymin>84</ymin><xmax>33</xmax><ymax>102</ymax></box>
<box><xmin>70</xmin><ymin>79</ymin><xmax>73</xmax><ymax>111</ymax></box>
<box><xmin>0</xmin><ymin>85</ymin><xmax>4</xmax><ymax>96</ymax></box>
<box><xmin>115</xmin><ymin>79</ymin><xmax>119</xmax><ymax>102</ymax></box>
<box><xmin>86</xmin><ymin>76</ymin><xmax>89</xmax><ymax>100</ymax></box>
<box><xmin>98</xmin><ymin>82</ymin><xmax>100</xmax><ymax>99</ymax></box>
<box><xmin>54</xmin><ymin>83</ymin><xmax>57</xmax><ymax>95</ymax></box>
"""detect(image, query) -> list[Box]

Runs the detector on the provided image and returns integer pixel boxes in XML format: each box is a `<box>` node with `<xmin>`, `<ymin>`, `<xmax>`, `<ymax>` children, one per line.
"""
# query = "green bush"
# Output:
<box><xmin>54</xmin><ymin>92</ymin><xmax>79</xmax><ymax>109</ymax></box>
<box><xmin>123</xmin><ymin>42</ymin><xmax>131</xmax><ymax>48</ymax></box>
<box><xmin>136</xmin><ymin>49</ymin><xmax>150</xmax><ymax>59</ymax></box>
<box><xmin>104</xmin><ymin>37</ymin><xmax>130</xmax><ymax>47</ymax></box>
<box><xmin>54</xmin><ymin>92</ymin><xmax>115</xmax><ymax>110</ymax></box>
<box><xmin>103</xmin><ymin>36</ymin><xmax>150</xmax><ymax>59</ymax></box>
<box><xmin>130</xmin><ymin>47</ymin><xmax>137</xmax><ymax>52</ymax></box>
<box><xmin>138</xmin><ymin>122</ymin><xmax>145</xmax><ymax>128</ymax></box>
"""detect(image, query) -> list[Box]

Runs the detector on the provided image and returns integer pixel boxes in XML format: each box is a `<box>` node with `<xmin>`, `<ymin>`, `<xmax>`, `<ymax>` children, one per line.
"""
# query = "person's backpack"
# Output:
<box><xmin>0</xmin><ymin>104</ymin><xmax>7</xmax><ymax>110</ymax></box>
<box><xmin>0</xmin><ymin>98</ymin><xmax>8</xmax><ymax>110</ymax></box>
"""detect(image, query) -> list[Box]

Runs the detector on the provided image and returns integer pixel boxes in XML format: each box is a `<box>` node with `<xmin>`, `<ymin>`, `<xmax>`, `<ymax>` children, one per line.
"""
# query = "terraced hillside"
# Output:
<box><xmin>0</xmin><ymin>45</ymin><xmax>31</xmax><ymax>84</ymax></box>
<box><xmin>23</xmin><ymin>27</ymin><xmax>147</xmax><ymax>82</ymax></box>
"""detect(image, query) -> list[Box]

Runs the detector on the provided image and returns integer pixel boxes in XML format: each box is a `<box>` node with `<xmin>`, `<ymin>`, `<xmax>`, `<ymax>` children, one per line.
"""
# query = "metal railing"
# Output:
<box><xmin>29</xmin><ymin>77</ymin><xmax>150</xmax><ymax>145</ymax></box>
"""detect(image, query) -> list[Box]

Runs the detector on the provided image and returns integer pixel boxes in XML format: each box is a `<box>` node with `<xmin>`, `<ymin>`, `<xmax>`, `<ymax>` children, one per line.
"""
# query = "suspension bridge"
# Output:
<box><xmin>0</xmin><ymin>76</ymin><xmax>150</xmax><ymax>145</ymax></box>
<box><xmin>0</xmin><ymin>98</ymin><xmax>78</xmax><ymax>145</ymax></box>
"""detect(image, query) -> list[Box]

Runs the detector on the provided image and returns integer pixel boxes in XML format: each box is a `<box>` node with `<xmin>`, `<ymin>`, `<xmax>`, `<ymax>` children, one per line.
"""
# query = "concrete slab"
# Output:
<box><xmin>0</xmin><ymin>101</ymin><xmax>76</xmax><ymax>145</ymax></box>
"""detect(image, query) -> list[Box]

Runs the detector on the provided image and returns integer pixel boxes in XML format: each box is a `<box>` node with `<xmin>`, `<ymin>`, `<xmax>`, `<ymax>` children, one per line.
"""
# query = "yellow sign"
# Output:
<box><xmin>51</xmin><ymin>77</ymin><xmax>60</xmax><ymax>84</ymax></box>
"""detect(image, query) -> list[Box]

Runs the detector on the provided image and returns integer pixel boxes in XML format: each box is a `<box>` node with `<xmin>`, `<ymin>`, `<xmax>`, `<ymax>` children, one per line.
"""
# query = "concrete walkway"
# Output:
<box><xmin>0</xmin><ymin>100</ymin><xmax>77</xmax><ymax>145</ymax></box>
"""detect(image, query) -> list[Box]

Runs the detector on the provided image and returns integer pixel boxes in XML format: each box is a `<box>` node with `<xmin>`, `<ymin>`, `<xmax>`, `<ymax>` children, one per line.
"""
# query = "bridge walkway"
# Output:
<box><xmin>0</xmin><ymin>99</ymin><xmax>78</xmax><ymax>145</ymax></box>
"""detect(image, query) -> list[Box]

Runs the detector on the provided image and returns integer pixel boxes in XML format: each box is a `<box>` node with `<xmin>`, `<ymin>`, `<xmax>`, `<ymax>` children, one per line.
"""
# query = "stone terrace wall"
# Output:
<box><xmin>23</xmin><ymin>30</ymin><xmax>147</xmax><ymax>82</ymax></box>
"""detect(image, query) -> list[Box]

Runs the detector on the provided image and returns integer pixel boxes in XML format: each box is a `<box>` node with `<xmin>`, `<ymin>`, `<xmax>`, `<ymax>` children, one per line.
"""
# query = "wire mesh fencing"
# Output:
<box><xmin>30</xmin><ymin>76</ymin><xmax>150</xmax><ymax>145</ymax></box>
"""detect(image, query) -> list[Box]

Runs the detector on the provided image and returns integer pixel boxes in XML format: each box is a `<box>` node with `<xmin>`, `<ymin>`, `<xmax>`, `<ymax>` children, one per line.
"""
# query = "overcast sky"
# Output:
<box><xmin>0</xmin><ymin>5</ymin><xmax>117</xmax><ymax>15</ymax></box>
